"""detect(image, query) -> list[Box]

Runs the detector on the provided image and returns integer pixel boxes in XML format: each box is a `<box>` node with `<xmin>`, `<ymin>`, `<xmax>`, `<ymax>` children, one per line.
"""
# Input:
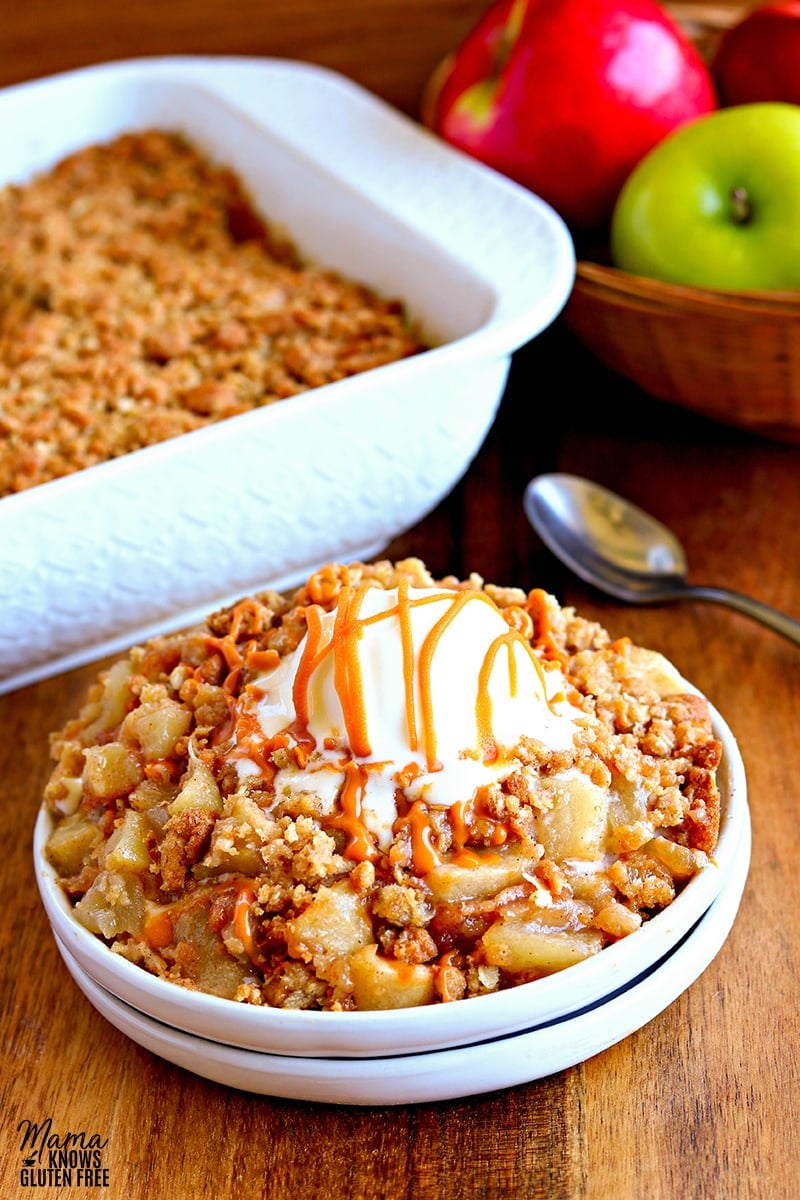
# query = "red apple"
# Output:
<box><xmin>423</xmin><ymin>0</ymin><xmax>717</xmax><ymax>230</ymax></box>
<box><xmin>712</xmin><ymin>3</ymin><xmax>800</xmax><ymax>106</ymax></box>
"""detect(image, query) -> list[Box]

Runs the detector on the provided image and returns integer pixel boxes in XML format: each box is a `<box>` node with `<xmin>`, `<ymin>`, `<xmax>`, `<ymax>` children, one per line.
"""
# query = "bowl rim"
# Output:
<box><xmin>34</xmin><ymin>699</ymin><xmax>749</xmax><ymax>1059</ymax></box>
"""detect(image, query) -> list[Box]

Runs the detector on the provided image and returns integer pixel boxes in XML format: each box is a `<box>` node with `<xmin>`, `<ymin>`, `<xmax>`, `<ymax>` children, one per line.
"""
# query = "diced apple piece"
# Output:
<box><xmin>592</xmin><ymin>900</ymin><xmax>643</xmax><ymax>938</ymax></box>
<box><xmin>627</xmin><ymin>645</ymin><xmax>686</xmax><ymax>696</ymax></box>
<box><xmin>82</xmin><ymin>741</ymin><xmax>143</xmax><ymax>799</ymax></box>
<box><xmin>172</xmin><ymin>901</ymin><xmax>250</xmax><ymax>999</ymax></box>
<box><xmin>608</xmin><ymin>773</ymin><xmax>647</xmax><ymax>829</ymax></box>
<box><xmin>81</xmin><ymin>657</ymin><xmax>135</xmax><ymax>742</ymax></box>
<box><xmin>169</xmin><ymin>757</ymin><xmax>221</xmax><ymax>815</ymax></box>
<box><xmin>74</xmin><ymin>871</ymin><xmax>145</xmax><ymax>938</ymax></box>
<box><xmin>566</xmin><ymin>867</ymin><xmax>615</xmax><ymax>909</ymax></box>
<box><xmin>197</xmin><ymin>793</ymin><xmax>274</xmax><ymax>877</ymax></box>
<box><xmin>426</xmin><ymin>854</ymin><xmax>531</xmax><ymax>903</ymax></box>
<box><xmin>48</xmin><ymin>775</ymin><xmax>84</xmax><ymax>818</ymax></box>
<box><xmin>45</xmin><ymin>812</ymin><xmax>102</xmax><ymax>876</ymax></box>
<box><xmin>195</xmin><ymin>817</ymin><xmax>263</xmax><ymax>877</ymax></box>
<box><xmin>105</xmin><ymin>810</ymin><xmax>152</xmax><ymax>873</ymax></box>
<box><xmin>121</xmin><ymin>698</ymin><xmax>192</xmax><ymax>759</ymax></box>
<box><xmin>535</xmin><ymin>771</ymin><xmax>609</xmax><ymax>860</ymax></box>
<box><xmin>349</xmin><ymin>944</ymin><xmax>435</xmax><ymax>1010</ymax></box>
<box><xmin>647</xmin><ymin>835</ymin><xmax>703</xmax><ymax>879</ymax></box>
<box><xmin>481</xmin><ymin>918</ymin><xmax>605</xmax><ymax>973</ymax></box>
<box><xmin>285</xmin><ymin>880</ymin><xmax>373</xmax><ymax>961</ymax></box>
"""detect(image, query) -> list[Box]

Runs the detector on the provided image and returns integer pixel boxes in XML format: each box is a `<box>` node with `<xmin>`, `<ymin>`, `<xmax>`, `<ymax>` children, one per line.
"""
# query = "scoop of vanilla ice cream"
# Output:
<box><xmin>233</xmin><ymin>584</ymin><xmax>583</xmax><ymax>847</ymax></box>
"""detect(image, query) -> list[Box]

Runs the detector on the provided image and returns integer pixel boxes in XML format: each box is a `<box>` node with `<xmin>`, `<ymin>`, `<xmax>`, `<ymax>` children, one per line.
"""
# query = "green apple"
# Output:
<box><xmin>610</xmin><ymin>102</ymin><xmax>800</xmax><ymax>290</ymax></box>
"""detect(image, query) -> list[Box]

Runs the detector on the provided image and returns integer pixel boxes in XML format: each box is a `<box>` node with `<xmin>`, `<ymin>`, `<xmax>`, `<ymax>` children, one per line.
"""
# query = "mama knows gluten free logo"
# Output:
<box><xmin>17</xmin><ymin>1117</ymin><xmax>110</xmax><ymax>1189</ymax></box>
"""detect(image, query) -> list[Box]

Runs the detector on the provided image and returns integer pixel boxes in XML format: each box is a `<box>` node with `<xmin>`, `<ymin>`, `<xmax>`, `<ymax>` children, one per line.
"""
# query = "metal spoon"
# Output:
<box><xmin>524</xmin><ymin>472</ymin><xmax>800</xmax><ymax>646</ymax></box>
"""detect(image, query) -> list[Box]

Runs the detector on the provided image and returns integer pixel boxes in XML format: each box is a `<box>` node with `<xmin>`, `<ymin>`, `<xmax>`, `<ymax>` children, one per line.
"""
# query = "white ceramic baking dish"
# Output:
<box><xmin>0</xmin><ymin>56</ymin><xmax>575</xmax><ymax>693</ymax></box>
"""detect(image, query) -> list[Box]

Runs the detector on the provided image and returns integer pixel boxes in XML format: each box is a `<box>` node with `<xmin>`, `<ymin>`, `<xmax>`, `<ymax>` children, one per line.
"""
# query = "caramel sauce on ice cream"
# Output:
<box><xmin>229</xmin><ymin>583</ymin><xmax>584</xmax><ymax>860</ymax></box>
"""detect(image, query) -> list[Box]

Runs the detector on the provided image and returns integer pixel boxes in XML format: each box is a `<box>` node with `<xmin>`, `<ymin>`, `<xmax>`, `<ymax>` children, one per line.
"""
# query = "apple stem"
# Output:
<box><xmin>730</xmin><ymin>187</ymin><xmax>752</xmax><ymax>225</ymax></box>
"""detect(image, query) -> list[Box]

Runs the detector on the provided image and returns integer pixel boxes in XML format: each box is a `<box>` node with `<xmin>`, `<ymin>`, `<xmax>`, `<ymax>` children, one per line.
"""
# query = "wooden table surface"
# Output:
<box><xmin>2</xmin><ymin>3</ymin><xmax>798</xmax><ymax>1199</ymax></box>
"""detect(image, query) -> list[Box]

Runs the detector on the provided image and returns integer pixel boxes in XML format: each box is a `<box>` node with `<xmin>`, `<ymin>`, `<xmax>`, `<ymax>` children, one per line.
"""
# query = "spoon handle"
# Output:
<box><xmin>685</xmin><ymin>585</ymin><xmax>800</xmax><ymax>646</ymax></box>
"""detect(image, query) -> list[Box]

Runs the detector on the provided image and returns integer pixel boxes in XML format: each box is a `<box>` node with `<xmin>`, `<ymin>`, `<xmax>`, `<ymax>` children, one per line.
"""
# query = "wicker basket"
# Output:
<box><xmin>563</xmin><ymin>3</ymin><xmax>800</xmax><ymax>442</ymax></box>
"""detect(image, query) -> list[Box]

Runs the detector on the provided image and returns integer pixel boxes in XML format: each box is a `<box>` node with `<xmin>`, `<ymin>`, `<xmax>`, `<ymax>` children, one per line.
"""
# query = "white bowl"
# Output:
<box><xmin>51</xmin><ymin>812</ymin><xmax>751</xmax><ymax>1105</ymax></box>
<box><xmin>34</xmin><ymin>702</ymin><xmax>748</xmax><ymax>1060</ymax></box>
<box><xmin>0</xmin><ymin>56</ymin><xmax>575</xmax><ymax>693</ymax></box>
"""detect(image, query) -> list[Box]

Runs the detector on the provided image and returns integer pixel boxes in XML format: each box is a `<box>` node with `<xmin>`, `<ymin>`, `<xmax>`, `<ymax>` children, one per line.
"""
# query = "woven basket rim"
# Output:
<box><xmin>574</xmin><ymin>261</ymin><xmax>800</xmax><ymax>316</ymax></box>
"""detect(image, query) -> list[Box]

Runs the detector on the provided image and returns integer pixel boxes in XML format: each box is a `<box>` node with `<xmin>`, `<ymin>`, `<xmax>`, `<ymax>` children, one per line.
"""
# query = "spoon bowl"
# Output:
<box><xmin>524</xmin><ymin>473</ymin><xmax>800</xmax><ymax>645</ymax></box>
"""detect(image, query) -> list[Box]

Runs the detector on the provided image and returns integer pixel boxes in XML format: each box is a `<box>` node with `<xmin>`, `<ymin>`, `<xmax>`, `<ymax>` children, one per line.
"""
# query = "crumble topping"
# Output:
<box><xmin>0</xmin><ymin>130</ymin><xmax>425</xmax><ymax>496</ymax></box>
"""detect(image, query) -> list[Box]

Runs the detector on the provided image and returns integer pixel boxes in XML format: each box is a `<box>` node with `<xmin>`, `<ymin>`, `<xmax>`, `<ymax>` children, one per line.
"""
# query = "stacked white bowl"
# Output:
<box><xmin>34</xmin><ymin>705</ymin><xmax>750</xmax><ymax>1106</ymax></box>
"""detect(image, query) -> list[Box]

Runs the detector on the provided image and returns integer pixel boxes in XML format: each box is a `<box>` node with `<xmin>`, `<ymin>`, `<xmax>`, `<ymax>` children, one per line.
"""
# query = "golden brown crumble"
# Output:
<box><xmin>43</xmin><ymin>559</ymin><xmax>722</xmax><ymax>1011</ymax></box>
<box><xmin>0</xmin><ymin>131</ymin><xmax>425</xmax><ymax>496</ymax></box>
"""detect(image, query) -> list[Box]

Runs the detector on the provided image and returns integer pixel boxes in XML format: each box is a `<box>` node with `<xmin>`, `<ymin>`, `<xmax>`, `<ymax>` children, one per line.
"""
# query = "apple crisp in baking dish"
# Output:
<box><xmin>42</xmin><ymin>558</ymin><xmax>722</xmax><ymax>1011</ymax></box>
<box><xmin>0</xmin><ymin>130</ymin><xmax>425</xmax><ymax>496</ymax></box>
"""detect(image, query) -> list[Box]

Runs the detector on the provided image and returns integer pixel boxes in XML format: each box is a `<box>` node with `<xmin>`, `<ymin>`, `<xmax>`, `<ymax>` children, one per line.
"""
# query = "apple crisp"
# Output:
<box><xmin>42</xmin><ymin>559</ymin><xmax>721</xmax><ymax>1011</ymax></box>
<box><xmin>0</xmin><ymin>130</ymin><xmax>425</xmax><ymax>497</ymax></box>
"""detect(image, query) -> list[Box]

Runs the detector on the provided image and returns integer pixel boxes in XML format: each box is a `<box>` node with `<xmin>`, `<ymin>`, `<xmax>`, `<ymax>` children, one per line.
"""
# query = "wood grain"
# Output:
<box><xmin>2</xmin><ymin>3</ymin><xmax>799</xmax><ymax>1198</ymax></box>
<box><xmin>1</xmin><ymin>0</ymin><xmax>490</xmax><ymax>116</ymax></box>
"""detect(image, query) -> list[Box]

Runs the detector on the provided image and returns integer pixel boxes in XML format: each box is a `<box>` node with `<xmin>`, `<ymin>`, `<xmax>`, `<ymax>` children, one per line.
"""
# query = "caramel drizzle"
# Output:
<box><xmin>476</xmin><ymin>631</ymin><xmax>515</xmax><ymax>764</ymax></box>
<box><xmin>332</xmin><ymin>585</ymin><xmax>371</xmax><ymax>758</ymax></box>
<box><xmin>402</xmin><ymin>800</ymin><xmax>444</xmax><ymax>874</ymax></box>
<box><xmin>329</xmin><ymin>761</ymin><xmax>381</xmax><ymax>862</ymax></box>
<box><xmin>291</xmin><ymin>602</ymin><xmax>327</xmax><ymax>733</ymax></box>
<box><xmin>416</xmin><ymin>589</ymin><xmax>472</xmax><ymax>771</ymax></box>
<box><xmin>397</xmin><ymin>579</ymin><xmax>419</xmax><ymax>753</ymax></box>
<box><xmin>288</xmin><ymin>583</ymin><xmax>550</xmax><ymax>771</ymax></box>
<box><xmin>525</xmin><ymin>587</ymin><xmax>568</xmax><ymax>664</ymax></box>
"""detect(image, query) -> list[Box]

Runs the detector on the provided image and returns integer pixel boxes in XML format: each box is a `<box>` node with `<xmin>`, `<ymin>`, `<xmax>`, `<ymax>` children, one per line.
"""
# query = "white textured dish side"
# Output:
<box><xmin>4</xmin><ymin>353</ymin><xmax>509</xmax><ymax>690</ymax></box>
<box><xmin>0</xmin><ymin>58</ymin><xmax>575</xmax><ymax>692</ymax></box>
<box><xmin>53</xmin><ymin>818</ymin><xmax>751</xmax><ymax>1105</ymax></box>
<box><xmin>34</xmin><ymin>705</ymin><xmax>748</xmax><ymax>1060</ymax></box>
